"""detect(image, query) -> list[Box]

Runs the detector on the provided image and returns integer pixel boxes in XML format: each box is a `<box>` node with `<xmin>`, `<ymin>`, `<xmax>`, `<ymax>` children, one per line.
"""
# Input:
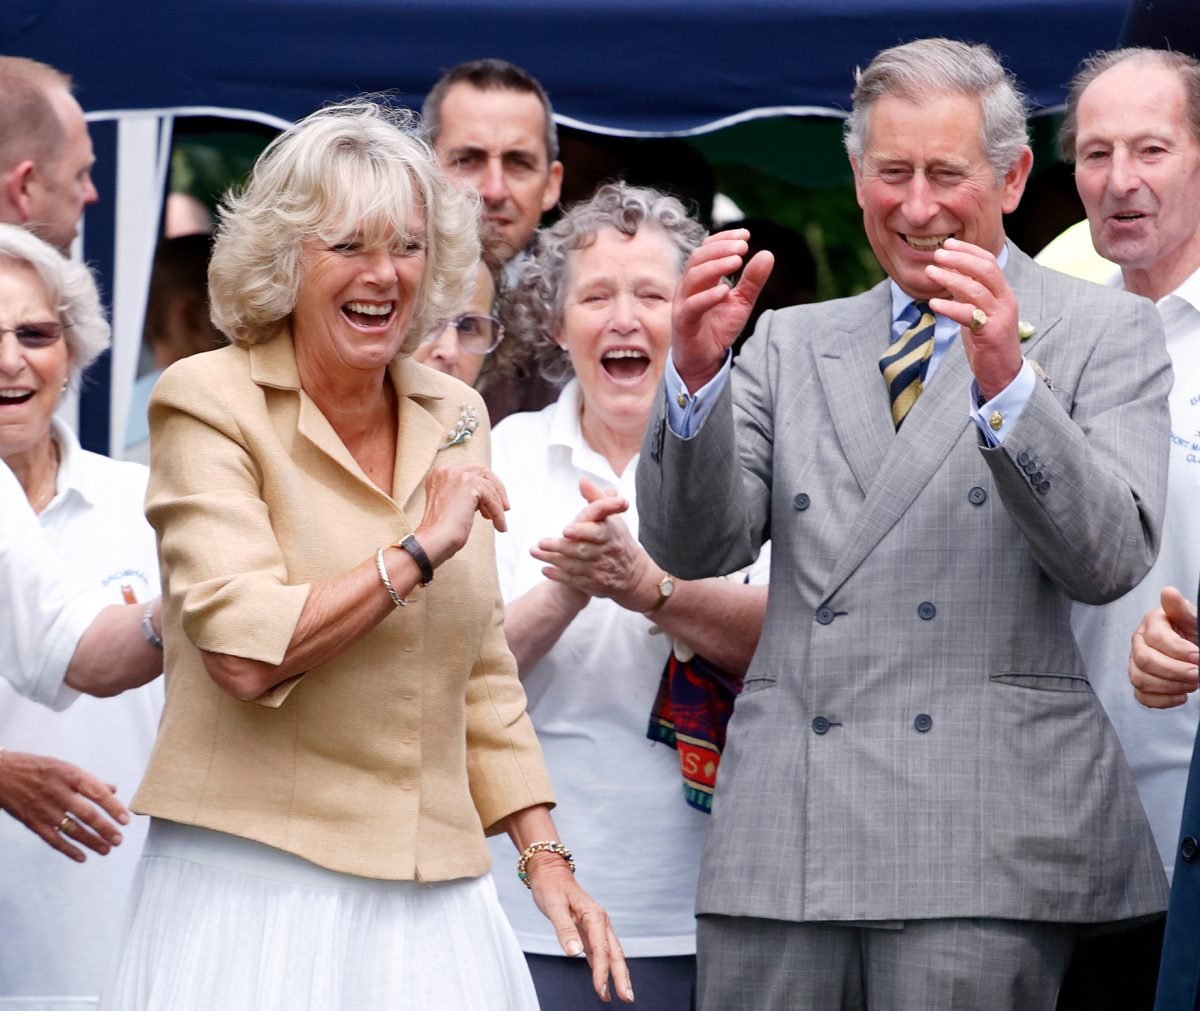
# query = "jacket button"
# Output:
<box><xmin>1037</xmin><ymin>480</ymin><xmax>1051</xmax><ymax>494</ymax></box>
<box><xmin>1017</xmin><ymin>450</ymin><xmax>1030</xmax><ymax>466</ymax></box>
<box><xmin>811</xmin><ymin>716</ymin><xmax>831</xmax><ymax>735</ymax></box>
<box><xmin>1183</xmin><ymin>836</ymin><xmax>1199</xmax><ymax>862</ymax></box>
<box><xmin>917</xmin><ymin>602</ymin><xmax>936</xmax><ymax>620</ymax></box>
<box><xmin>793</xmin><ymin>492</ymin><xmax>811</xmax><ymax>511</ymax></box>
<box><xmin>815</xmin><ymin>605</ymin><xmax>836</xmax><ymax>625</ymax></box>
<box><xmin>967</xmin><ymin>486</ymin><xmax>987</xmax><ymax>505</ymax></box>
<box><xmin>914</xmin><ymin>713</ymin><xmax>933</xmax><ymax>733</ymax></box>
<box><xmin>1022</xmin><ymin>461</ymin><xmax>1037</xmax><ymax>475</ymax></box>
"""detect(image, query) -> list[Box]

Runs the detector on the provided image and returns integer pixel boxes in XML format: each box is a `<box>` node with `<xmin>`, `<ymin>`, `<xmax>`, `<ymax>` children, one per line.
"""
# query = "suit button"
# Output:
<box><xmin>815</xmin><ymin>606</ymin><xmax>836</xmax><ymax>625</ymax></box>
<box><xmin>967</xmin><ymin>486</ymin><xmax>987</xmax><ymax>505</ymax></box>
<box><xmin>1183</xmin><ymin>836</ymin><xmax>1199</xmax><ymax>862</ymax></box>
<box><xmin>917</xmin><ymin>602</ymin><xmax>936</xmax><ymax>620</ymax></box>
<box><xmin>1017</xmin><ymin>451</ymin><xmax>1030</xmax><ymax>466</ymax></box>
<box><xmin>1037</xmin><ymin>480</ymin><xmax>1051</xmax><ymax>494</ymax></box>
<box><xmin>1022</xmin><ymin>462</ymin><xmax>1037</xmax><ymax>475</ymax></box>
<box><xmin>1030</xmin><ymin>471</ymin><xmax>1043</xmax><ymax>483</ymax></box>
<box><xmin>811</xmin><ymin>716</ymin><xmax>831</xmax><ymax>735</ymax></box>
<box><xmin>793</xmin><ymin>493</ymin><xmax>811</xmax><ymax>511</ymax></box>
<box><xmin>914</xmin><ymin>713</ymin><xmax>933</xmax><ymax>733</ymax></box>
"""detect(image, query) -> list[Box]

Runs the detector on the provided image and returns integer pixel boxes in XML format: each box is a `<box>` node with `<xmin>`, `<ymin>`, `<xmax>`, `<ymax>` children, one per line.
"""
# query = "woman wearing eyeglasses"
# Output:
<box><xmin>0</xmin><ymin>222</ymin><xmax>163</xmax><ymax>1007</ymax></box>
<box><xmin>412</xmin><ymin>260</ymin><xmax>503</xmax><ymax>388</ymax></box>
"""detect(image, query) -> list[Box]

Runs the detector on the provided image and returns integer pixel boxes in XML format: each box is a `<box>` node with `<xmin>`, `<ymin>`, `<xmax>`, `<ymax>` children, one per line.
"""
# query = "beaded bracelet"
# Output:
<box><xmin>375</xmin><ymin>547</ymin><xmax>408</xmax><ymax>608</ymax></box>
<box><xmin>517</xmin><ymin>840</ymin><xmax>575</xmax><ymax>889</ymax></box>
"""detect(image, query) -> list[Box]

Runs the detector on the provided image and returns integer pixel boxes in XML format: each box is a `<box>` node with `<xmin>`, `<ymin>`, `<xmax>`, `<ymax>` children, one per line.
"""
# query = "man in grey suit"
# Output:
<box><xmin>636</xmin><ymin>37</ymin><xmax>1172</xmax><ymax>1010</ymax></box>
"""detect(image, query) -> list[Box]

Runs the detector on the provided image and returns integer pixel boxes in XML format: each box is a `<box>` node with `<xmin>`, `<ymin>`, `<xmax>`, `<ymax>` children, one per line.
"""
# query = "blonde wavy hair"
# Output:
<box><xmin>209</xmin><ymin>98</ymin><xmax>480</xmax><ymax>353</ymax></box>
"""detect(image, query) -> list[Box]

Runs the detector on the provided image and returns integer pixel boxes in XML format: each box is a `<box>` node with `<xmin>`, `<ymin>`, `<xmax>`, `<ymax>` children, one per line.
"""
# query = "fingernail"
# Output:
<box><xmin>624</xmin><ymin>987</ymin><xmax>635</xmax><ymax>1002</ymax></box>
<box><xmin>112</xmin><ymin>833</ymin><xmax>122</xmax><ymax>845</ymax></box>
<box><xmin>118</xmin><ymin>812</ymin><xmax>130</xmax><ymax>824</ymax></box>
<box><xmin>566</xmin><ymin>940</ymin><xmax>583</xmax><ymax>957</ymax></box>
<box><xmin>601</xmin><ymin>983</ymin><xmax>610</xmax><ymax>1001</ymax></box>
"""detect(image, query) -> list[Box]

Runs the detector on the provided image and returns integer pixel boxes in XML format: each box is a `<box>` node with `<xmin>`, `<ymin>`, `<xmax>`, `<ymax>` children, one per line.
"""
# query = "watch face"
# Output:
<box><xmin>661</xmin><ymin>576</ymin><xmax>675</xmax><ymax>597</ymax></box>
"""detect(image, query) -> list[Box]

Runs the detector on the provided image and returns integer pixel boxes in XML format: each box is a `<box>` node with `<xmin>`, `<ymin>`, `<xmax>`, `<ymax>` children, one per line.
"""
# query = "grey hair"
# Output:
<box><xmin>0</xmin><ymin>223</ymin><xmax>109</xmax><ymax>389</ymax></box>
<box><xmin>1060</xmin><ymin>47</ymin><xmax>1200</xmax><ymax>160</ymax></box>
<box><xmin>844</xmin><ymin>38</ymin><xmax>1030</xmax><ymax>182</ymax></box>
<box><xmin>508</xmin><ymin>182</ymin><xmax>705</xmax><ymax>385</ymax></box>
<box><xmin>209</xmin><ymin>97</ymin><xmax>480</xmax><ymax>353</ymax></box>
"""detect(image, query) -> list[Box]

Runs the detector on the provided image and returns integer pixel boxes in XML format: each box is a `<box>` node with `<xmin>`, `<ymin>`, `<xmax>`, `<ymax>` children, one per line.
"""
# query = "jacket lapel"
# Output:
<box><xmin>813</xmin><ymin>283</ymin><xmax>896</xmax><ymax>498</ymax></box>
<box><xmin>390</xmin><ymin>357</ymin><xmax>449</xmax><ymax>512</ymax></box>
<box><xmin>249</xmin><ymin>330</ymin><xmax>447</xmax><ymax>512</ymax></box>
<box><xmin>819</xmin><ymin>245</ymin><xmax>1058</xmax><ymax>600</ymax></box>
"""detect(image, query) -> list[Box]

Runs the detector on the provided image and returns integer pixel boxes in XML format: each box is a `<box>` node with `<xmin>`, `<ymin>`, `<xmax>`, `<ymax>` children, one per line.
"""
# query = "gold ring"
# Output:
<box><xmin>970</xmin><ymin>308</ymin><xmax>988</xmax><ymax>333</ymax></box>
<box><xmin>57</xmin><ymin>815</ymin><xmax>73</xmax><ymax>833</ymax></box>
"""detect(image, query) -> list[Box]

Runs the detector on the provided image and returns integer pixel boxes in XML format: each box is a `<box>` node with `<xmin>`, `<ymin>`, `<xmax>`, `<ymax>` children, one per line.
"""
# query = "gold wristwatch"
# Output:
<box><xmin>645</xmin><ymin>573</ymin><xmax>676</xmax><ymax>614</ymax></box>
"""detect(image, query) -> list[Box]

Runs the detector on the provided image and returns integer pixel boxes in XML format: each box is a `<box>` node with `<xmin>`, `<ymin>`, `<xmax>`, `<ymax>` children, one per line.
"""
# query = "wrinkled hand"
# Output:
<box><xmin>414</xmin><ymin>463</ymin><xmax>509</xmax><ymax>569</ymax></box>
<box><xmin>926</xmin><ymin>237</ymin><xmax>1023</xmax><ymax>400</ymax></box>
<box><xmin>672</xmin><ymin>229</ymin><xmax>774</xmax><ymax>391</ymax></box>
<box><xmin>531</xmin><ymin>478</ymin><xmax>659</xmax><ymax>612</ymax></box>
<box><xmin>0</xmin><ymin>750</ymin><xmax>129</xmax><ymax>862</ymax></box>
<box><xmin>1129</xmin><ymin>587</ymin><xmax>1200</xmax><ymax>709</ymax></box>
<box><xmin>527</xmin><ymin>855</ymin><xmax>634</xmax><ymax>1003</ymax></box>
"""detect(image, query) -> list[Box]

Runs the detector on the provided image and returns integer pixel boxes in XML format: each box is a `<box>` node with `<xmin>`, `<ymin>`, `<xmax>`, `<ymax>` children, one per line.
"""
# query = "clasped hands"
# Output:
<box><xmin>531</xmin><ymin>477</ymin><xmax>664</xmax><ymax>613</ymax></box>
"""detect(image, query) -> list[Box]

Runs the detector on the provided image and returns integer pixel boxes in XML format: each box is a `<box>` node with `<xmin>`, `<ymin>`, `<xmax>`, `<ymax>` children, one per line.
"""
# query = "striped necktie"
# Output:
<box><xmin>879</xmin><ymin>302</ymin><xmax>936</xmax><ymax>429</ymax></box>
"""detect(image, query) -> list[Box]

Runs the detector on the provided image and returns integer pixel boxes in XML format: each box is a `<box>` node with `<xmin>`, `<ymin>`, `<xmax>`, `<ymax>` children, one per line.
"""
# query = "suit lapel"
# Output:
<box><xmin>819</xmin><ymin>245</ymin><xmax>1058</xmax><ymax>600</ymax></box>
<box><xmin>813</xmin><ymin>283</ymin><xmax>896</xmax><ymax>498</ymax></box>
<box><xmin>823</xmin><ymin>339</ymin><xmax>972</xmax><ymax>598</ymax></box>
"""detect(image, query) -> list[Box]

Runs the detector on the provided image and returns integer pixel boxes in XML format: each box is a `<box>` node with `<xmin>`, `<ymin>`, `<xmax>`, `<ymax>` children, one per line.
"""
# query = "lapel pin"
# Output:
<box><xmin>1018</xmin><ymin>321</ymin><xmax>1036</xmax><ymax>341</ymax></box>
<box><xmin>440</xmin><ymin>404</ymin><xmax>478</xmax><ymax>451</ymax></box>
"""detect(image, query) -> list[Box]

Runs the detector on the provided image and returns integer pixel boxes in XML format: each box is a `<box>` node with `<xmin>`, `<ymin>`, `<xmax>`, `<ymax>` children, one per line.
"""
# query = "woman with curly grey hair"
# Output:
<box><xmin>101</xmin><ymin>100</ymin><xmax>631</xmax><ymax>1010</ymax></box>
<box><xmin>487</xmin><ymin>183</ymin><xmax>769</xmax><ymax>1009</ymax></box>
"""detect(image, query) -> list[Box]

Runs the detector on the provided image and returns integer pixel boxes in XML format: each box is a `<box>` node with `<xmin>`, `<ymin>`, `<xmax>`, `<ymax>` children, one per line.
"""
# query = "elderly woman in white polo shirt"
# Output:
<box><xmin>489</xmin><ymin>183</ymin><xmax>769</xmax><ymax>1010</ymax></box>
<box><xmin>0</xmin><ymin>222</ymin><xmax>164</xmax><ymax>1008</ymax></box>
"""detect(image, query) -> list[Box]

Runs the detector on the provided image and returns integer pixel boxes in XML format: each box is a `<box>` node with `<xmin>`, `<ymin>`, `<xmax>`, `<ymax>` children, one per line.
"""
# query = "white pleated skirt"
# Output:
<box><xmin>100</xmin><ymin>819</ymin><xmax>540</xmax><ymax>1011</ymax></box>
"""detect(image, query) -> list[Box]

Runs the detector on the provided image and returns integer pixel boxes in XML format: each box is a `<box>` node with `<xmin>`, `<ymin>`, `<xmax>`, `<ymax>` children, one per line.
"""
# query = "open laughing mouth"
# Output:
<box><xmin>0</xmin><ymin>389</ymin><xmax>35</xmax><ymax>405</ymax></box>
<box><xmin>342</xmin><ymin>301</ymin><xmax>394</xmax><ymax>328</ymax></box>
<box><xmin>601</xmin><ymin>348</ymin><xmax>650</xmax><ymax>382</ymax></box>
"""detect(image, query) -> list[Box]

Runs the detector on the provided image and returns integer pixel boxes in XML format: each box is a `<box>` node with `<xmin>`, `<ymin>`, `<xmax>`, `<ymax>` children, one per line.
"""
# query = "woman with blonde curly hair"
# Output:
<box><xmin>102</xmin><ymin>100</ymin><xmax>630</xmax><ymax>1010</ymax></box>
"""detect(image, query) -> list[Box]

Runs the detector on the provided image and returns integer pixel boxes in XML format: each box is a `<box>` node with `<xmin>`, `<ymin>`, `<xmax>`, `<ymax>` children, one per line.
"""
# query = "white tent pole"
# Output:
<box><xmin>108</xmin><ymin>113</ymin><xmax>173</xmax><ymax>459</ymax></box>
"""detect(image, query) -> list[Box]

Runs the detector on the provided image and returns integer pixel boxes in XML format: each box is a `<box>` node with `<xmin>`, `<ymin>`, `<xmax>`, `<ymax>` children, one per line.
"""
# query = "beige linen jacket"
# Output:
<box><xmin>133</xmin><ymin>330</ymin><xmax>553</xmax><ymax>881</ymax></box>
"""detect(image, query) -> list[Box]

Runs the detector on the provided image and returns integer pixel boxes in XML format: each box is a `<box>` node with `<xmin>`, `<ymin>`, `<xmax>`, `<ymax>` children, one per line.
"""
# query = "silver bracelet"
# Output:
<box><xmin>375</xmin><ymin>547</ymin><xmax>408</xmax><ymax>607</ymax></box>
<box><xmin>141</xmin><ymin>601</ymin><xmax>163</xmax><ymax>649</ymax></box>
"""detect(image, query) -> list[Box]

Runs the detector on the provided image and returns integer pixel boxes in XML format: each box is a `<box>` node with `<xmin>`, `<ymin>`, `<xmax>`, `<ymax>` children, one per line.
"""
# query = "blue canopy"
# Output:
<box><xmin>1</xmin><ymin>0</ymin><xmax>1128</xmax><ymax>455</ymax></box>
<box><xmin>6</xmin><ymin>0</ymin><xmax>1127</xmax><ymax>134</ymax></box>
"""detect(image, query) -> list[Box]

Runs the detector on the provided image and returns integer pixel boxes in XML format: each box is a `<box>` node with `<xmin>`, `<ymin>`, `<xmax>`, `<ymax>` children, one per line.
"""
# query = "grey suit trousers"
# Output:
<box><xmin>697</xmin><ymin>915</ymin><xmax>1076</xmax><ymax>1011</ymax></box>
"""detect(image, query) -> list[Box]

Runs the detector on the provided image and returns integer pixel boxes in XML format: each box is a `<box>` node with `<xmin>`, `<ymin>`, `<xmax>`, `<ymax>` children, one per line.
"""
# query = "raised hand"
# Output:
<box><xmin>672</xmin><ymin>229</ymin><xmax>774</xmax><ymax>391</ymax></box>
<box><xmin>414</xmin><ymin>463</ymin><xmax>509</xmax><ymax>569</ymax></box>
<box><xmin>926</xmin><ymin>237</ymin><xmax>1023</xmax><ymax>400</ymax></box>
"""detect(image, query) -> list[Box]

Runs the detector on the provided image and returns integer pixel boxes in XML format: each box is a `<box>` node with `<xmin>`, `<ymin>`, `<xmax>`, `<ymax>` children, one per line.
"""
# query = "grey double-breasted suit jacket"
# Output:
<box><xmin>636</xmin><ymin>246</ymin><xmax>1172</xmax><ymax>925</ymax></box>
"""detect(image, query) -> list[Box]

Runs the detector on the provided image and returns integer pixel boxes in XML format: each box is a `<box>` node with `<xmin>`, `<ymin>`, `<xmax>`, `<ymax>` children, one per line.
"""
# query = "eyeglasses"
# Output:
<box><xmin>423</xmin><ymin>313</ymin><xmax>504</xmax><ymax>356</ymax></box>
<box><xmin>0</xmin><ymin>321</ymin><xmax>69</xmax><ymax>348</ymax></box>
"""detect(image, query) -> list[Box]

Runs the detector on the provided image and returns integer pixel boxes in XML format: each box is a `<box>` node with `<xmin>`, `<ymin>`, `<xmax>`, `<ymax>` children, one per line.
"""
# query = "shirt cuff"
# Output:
<box><xmin>970</xmin><ymin>360</ymin><xmax>1036</xmax><ymax>446</ymax></box>
<box><xmin>664</xmin><ymin>353</ymin><xmax>732</xmax><ymax>437</ymax></box>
